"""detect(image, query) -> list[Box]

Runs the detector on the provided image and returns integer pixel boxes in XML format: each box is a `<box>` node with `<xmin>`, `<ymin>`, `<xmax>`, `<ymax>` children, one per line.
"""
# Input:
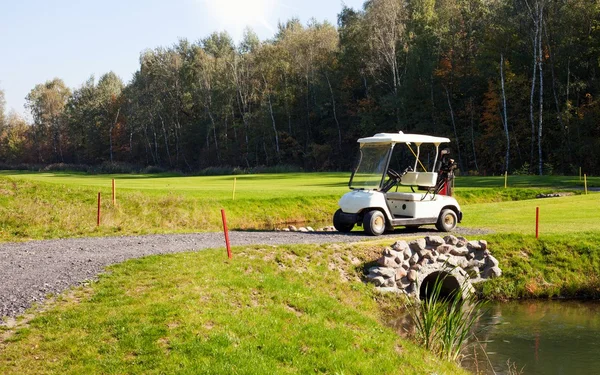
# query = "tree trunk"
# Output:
<box><xmin>537</xmin><ymin>8</ymin><xmax>544</xmax><ymax>176</ymax></box>
<box><xmin>500</xmin><ymin>54</ymin><xmax>510</xmax><ymax>173</ymax></box>
<box><xmin>443</xmin><ymin>85</ymin><xmax>463</xmax><ymax>172</ymax></box>
<box><xmin>325</xmin><ymin>72</ymin><xmax>342</xmax><ymax>151</ymax></box>
<box><xmin>109</xmin><ymin>107</ymin><xmax>120</xmax><ymax>163</ymax></box>
<box><xmin>529</xmin><ymin>21</ymin><xmax>539</xmax><ymax>172</ymax></box>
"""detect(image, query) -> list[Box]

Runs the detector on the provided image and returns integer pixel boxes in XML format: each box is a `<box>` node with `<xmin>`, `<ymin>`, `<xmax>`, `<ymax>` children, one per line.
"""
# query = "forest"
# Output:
<box><xmin>0</xmin><ymin>0</ymin><xmax>599</xmax><ymax>175</ymax></box>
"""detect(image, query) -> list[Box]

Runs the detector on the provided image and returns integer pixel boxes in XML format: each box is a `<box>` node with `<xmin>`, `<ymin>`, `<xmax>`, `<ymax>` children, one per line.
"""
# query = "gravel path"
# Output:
<box><xmin>0</xmin><ymin>227</ymin><xmax>486</xmax><ymax>320</ymax></box>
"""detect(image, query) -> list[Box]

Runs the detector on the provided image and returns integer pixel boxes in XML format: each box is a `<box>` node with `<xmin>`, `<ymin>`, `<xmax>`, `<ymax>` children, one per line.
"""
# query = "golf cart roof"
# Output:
<box><xmin>357</xmin><ymin>132</ymin><xmax>450</xmax><ymax>145</ymax></box>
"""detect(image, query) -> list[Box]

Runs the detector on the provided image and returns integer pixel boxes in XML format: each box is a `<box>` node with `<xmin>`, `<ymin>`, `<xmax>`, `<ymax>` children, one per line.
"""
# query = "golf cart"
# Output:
<box><xmin>333</xmin><ymin>132</ymin><xmax>462</xmax><ymax>236</ymax></box>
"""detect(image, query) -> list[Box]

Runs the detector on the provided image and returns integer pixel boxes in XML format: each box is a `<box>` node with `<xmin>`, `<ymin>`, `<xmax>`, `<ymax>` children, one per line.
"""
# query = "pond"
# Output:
<box><xmin>464</xmin><ymin>300</ymin><xmax>600</xmax><ymax>374</ymax></box>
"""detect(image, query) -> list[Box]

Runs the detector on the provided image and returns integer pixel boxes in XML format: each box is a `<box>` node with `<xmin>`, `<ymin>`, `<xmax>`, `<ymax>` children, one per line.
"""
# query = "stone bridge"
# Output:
<box><xmin>366</xmin><ymin>235</ymin><xmax>502</xmax><ymax>300</ymax></box>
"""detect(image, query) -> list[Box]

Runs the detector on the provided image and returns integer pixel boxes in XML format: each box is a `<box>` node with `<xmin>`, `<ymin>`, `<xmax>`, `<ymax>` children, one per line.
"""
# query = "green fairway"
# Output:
<box><xmin>0</xmin><ymin>171</ymin><xmax>352</xmax><ymax>200</ymax></box>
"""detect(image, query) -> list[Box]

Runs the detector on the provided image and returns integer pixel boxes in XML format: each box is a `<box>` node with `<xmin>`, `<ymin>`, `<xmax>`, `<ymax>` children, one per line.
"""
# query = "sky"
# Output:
<box><xmin>0</xmin><ymin>0</ymin><xmax>364</xmax><ymax>118</ymax></box>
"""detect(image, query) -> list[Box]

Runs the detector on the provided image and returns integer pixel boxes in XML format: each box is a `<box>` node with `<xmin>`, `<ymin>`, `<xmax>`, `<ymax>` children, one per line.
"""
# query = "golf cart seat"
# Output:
<box><xmin>401</xmin><ymin>172</ymin><xmax>438</xmax><ymax>187</ymax></box>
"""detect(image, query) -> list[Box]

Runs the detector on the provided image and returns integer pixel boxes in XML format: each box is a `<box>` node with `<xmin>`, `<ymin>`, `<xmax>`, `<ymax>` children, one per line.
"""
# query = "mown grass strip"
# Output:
<box><xmin>0</xmin><ymin>243</ymin><xmax>466</xmax><ymax>375</ymax></box>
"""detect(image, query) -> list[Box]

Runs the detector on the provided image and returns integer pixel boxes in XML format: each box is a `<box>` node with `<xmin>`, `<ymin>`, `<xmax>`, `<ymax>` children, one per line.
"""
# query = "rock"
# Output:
<box><xmin>306</xmin><ymin>226</ymin><xmax>314</xmax><ymax>232</ymax></box>
<box><xmin>417</xmin><ymin>248</ymin><xmax>431</xmax><ymax>258</ymax></box>
<box><xmin>467</xmin><ymin>240</ymin><xmax>483</xmax><ymax>251</ymax></box>
<box><xmin>486</xmin><ymin>255</ymin><xmax>500</xmax><ymax>268</ymax></box>
<box><xmin>450</xmin><ymin>247</ymin><xmax>469</xmax><ymax>256</ymax></box>
<box><xmin>372</xmin><ymin>276</ymin><xmax>385</xmax><ymax>286</ymax></box>
<box><xmin>288</xmin><ymin>225</ymin><xmax>297</xmax><ymax>231</ymax></box>
<box><xmin>409</xmin><ymin>252</ymin><xmax>419</xmax><ymax>266</ymax></box>
<box><xmin>282</xmin><ymin>228</ymin><xmax>290</xmax><ymax>232</ymax></box>
<box><xmin>483</xmin><ymin>266</ymin><xmax>502</xmax><ymax>279</ymax></box>
<box><xmin>410</xmin><ymin>264</ymin><xmax>422</xmax><ymax>271</ymax></box>
<box><xmin>403</xmin><ymin>247</ymin><xmax>412</xmax><ymax>260</ymax></box>
<box><xmin>425</xmin><ymin>235</ymin><xmax>445</xmax><ymax>247</ymax></box>
<box><xmin>397</xmin><ymin>276</ymin><xmax>411</xmax><ymax>288</ymax></box>
<box><xmin>407</xmin><ymin>269</ymin><xmax>418</xmax><ymax>282</ymax></box>
<box><xmin>377</xmin><ymin>256</ymin><xmax>401</xmax><ymax>269</ymax></box>
<box><xmin>466</xmin><ymin>259</ymin><xmax>484</xmax><ymax>269</ymax></box>
<box><xmin>298</xmin><ymin>227</ymin><xmax>309</xmax><ymax>233</ymax></box>
<box><xmin>444</xmin><ymin>235</ymin><xmax>459</xmax><ymax>245</ymax></box>
<box><xmin>436</xmin><ymin>244</ymin><xmax>454</xmax><ymax>254</ymax></box>
<box><xmin>409</xmin><ymin>238</ymin><xmax>426</xmax><ymax>252</ymax></box>
<box><xmin>391</xmin><ymin>240</ymin><xmax>409</xmax><ymax>252</ymax></box>
<box><xmin>395</xmin><ymin>268</ymin><xmax>407</xmax><ymax>280</ymax></box>
<box><xmin>437</xmin><ymin>254</ymin><xmax>449</xmax><ymax>263</ymax></box>
<box><xmin>422</xmin><ymin>250</ymin><xmax>435</xmax><ymax>260</ymax></box>
<box><xmin>478</xmin><ymin>240</ymin><xmax>488</xmax><ymax>251</ymax></box>
<box><xmin>368</xmin><ymin>266</ymin><xmax>396</xmax><ymax>279</ymax></box>
<box><xmin>383</xmin><ymin>247</ymin><xmax>402</xmax><ymax>258</ymax></box>
<box><xmin>384</xmin><ymin>277</ymin><xmax>396</xmax><ymax>287</ymax></box>
<box><xmin>456</xmin><ymin>237</ymin><xmax>468</xmax><ymax>247</ymax></box>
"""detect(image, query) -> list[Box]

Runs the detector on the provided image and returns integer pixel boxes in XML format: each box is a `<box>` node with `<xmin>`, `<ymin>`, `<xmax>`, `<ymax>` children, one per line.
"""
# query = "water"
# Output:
<box><xmin>464</xmin><ymin>300</ymin><xmax>600</xmax><ymax>374</ymax></box>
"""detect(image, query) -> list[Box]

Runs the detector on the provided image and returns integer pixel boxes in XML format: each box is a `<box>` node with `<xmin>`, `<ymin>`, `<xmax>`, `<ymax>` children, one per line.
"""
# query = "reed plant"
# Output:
<box><xmin>405</xmin><ymin>272</ymin><xmax>485</xmax><ymax>362</ymax></box>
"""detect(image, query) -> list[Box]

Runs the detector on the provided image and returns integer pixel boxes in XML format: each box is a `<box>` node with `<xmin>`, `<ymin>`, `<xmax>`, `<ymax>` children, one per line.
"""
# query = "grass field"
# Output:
<box><xmin>0</xmin><ymin>242</ymin><xmax>466</xmax><ymax>375</ymax></box>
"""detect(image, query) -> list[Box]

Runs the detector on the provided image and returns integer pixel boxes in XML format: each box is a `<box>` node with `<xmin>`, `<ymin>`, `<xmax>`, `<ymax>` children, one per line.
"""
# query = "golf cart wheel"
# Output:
<box><xmin>363</xmin><ymin>210</ymin><xmax>386</xmax><ymax>236</ymax></box>
<box><xmin>436</xmin><ymin>209</ymin><xmax>457</xmax><ymax>232</ymax></box>
<box><xmin>333</xmin><ymin>209</ymin><xmax>354</xmax><ymax>233</ymax></box>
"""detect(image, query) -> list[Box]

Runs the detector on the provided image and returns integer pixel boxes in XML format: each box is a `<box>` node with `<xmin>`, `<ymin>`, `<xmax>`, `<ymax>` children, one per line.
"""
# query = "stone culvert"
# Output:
<box><xmin>366</xmin><ymin>235</ymin><xmax>502</xmax><ymax>300</ymax></box>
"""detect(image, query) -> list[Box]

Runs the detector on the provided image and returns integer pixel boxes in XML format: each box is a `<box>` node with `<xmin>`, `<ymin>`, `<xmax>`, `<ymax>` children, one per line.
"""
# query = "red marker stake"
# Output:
<box><xmin>97</xmin><ymin>192</ymin><xmax>101</xmax><ymax>226</ymax></box>
<box><xmin>535</xmin><ymin>206</ymin><xmax>539</xmax><ymax>239</ymax></box>
<box><xmin>221</xmin><ymin>209</ymin><xmax>232</xmax><ymax>259</ymax></box>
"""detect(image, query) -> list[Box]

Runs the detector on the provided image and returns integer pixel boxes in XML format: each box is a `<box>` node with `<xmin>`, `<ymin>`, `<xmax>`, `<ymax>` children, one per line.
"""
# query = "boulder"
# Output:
<box><xmin>395</xmin><ymin>268</ymin><xmax>408</xmax><ymax>280</ymax></box>
<box><xmin>467</xmin><ymin>240</ymin><xmax>483</xmax><ymax>251</ymax></box>
<box><xmin>306</xmin><ymin>226</ymin><xmax>315</xmax><ymax>232</ymax></box>
<box><xmin>409</xmin><ymin>238</ymin><xmax>427</xmax><ymax>252</ymax></box>
<box><xmin>368</xmin><ymin>266</ymin><xmax>396</xmax><ymax>279</ymax></box>
<box><xmin>383</xmin><ymin>247</ymin><xmax>402</xmax><ymax>258</ymax></box>
<box><xmin>450</xmin><ymin>247</ymin><xmax>469</xmax><ymax>257</ymax></box>
<box><xmin>486</xmin><ymin>255</ymin><xmax>500</xmax><ymax>268</ymax></box>
<box><xmin>371</xmin><ymin>276</ymin><xmax>385</xmax><ymax>286</ymax></box>
<box><xmin>425</xmin><ymin>235</ymin><xmax>445</xmax><ymax>247</ymax></box>
<box><xmin>407</xmin><ymin>269</ymin><xmax>418</xmax><ymax>282</ymax></box>
<box><xmin>377</xmin><ymin>256</ymin><xmax>401</xmax><ymax>269</ymax></box>
<box><xmin>409</xmin><ymin>252</ymin><xmax>420</xmax><ymax>266</ymax></box>
<box><xmin>298</xmin><ymin>227</ymin><xmax>308</xmax><ymax>233</ymax></box>
<box><xmin>392</xmin><ymin>240</ymin><xmax>409</xmax><ymax>252</ymax></box>
<box><xmin>417</xmin><ymin>248</ymin><xmax>431</xmax><ymax>258</ymax></box>
<box><xmin>444</xmin><ymin>235</ymin><xmax>459</xmax><ymax>245</ymax></box>
<box><xmin>436</xmin><ymin>244</ymin><xmax>454</xmax><ymax>254</ymax></box>
<box><xmin>288</xmin><ymin>225</ymin><xmax>297</xmax><ymax>231</ymax></box>
<box><xmin>397</xmin><ymin>276</ymin><xmax>411</xmax><ymax>289</ymax></box>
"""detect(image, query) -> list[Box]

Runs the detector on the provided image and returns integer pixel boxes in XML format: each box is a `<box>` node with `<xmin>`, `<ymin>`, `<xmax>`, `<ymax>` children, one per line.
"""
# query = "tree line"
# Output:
<box><xmin>0</xmin><ymin>0</ymin><xmax>599</xmax><ymax>175</ymax></box>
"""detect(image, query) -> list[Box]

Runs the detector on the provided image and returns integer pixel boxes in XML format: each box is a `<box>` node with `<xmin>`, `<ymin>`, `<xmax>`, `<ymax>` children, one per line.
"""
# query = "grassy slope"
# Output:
<box><xmin>0</xmin><ymin>243</ymin><xmax>465</xmax><ymax>375</ymax></box>
<box><xmin>0</xmin><ymin>171</ymin><xmax>597</xmax><ymax>241</ymax></box>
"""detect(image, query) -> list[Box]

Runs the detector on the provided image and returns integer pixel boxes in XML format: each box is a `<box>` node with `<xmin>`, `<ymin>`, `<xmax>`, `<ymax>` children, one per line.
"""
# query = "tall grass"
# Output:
<box><xmin>405</xmin><ymin>273</ymin><xmax>485</xmax><ymax>362</ymax></box>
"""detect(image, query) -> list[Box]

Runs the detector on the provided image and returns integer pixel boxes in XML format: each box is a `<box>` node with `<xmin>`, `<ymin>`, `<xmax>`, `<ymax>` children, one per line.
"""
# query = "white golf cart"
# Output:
<box><xmin>333</xmin><ymin>132</ymin><xmax>462</xmax><ymax>236</ymax></box>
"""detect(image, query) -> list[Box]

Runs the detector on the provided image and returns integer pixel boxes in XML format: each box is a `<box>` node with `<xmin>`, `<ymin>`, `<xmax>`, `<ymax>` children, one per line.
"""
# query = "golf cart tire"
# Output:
<box><xmin>436</xmin><ymin>209</ymin><xmax>457</xmax><ymax>232</ymax></box>
<box><xmin>364</xmin><ymin>210</ymin><xmax>386</xmax><ymax>236</ymax></box>
<box><xmin>333</xmin><ymin>209</ymin><xmax>355</xmax><ymax>233</ymax></box>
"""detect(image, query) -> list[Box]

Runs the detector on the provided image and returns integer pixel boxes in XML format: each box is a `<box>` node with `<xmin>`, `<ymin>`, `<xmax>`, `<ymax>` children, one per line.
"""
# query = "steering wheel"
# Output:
<box><xmin>387</xmin><ymin>168</ymin><xmax>402</xmax><ymax>181</ymax></box>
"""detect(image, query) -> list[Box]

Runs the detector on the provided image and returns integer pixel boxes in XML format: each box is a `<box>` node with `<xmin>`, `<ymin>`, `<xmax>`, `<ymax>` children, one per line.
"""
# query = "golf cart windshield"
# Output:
<box><xmin>349</xmin><ymin>143</ymin><xmax>392</xmax><ymax>190</ymax></box>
